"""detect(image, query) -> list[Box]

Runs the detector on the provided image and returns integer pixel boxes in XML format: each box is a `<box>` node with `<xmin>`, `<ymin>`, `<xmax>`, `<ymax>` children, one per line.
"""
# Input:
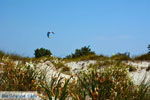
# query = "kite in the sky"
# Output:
<box><xmin>47</xmin><ymin>31</ymin><xmax>55</xmax><ymax>38</ymax></box>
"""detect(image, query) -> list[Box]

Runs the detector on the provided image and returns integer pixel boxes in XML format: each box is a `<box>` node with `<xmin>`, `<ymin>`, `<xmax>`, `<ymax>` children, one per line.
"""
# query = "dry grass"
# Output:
<box><xmin>0</xmin><ymin>51</ymin><xmax>149</xmax><ymax>100</ymax></box>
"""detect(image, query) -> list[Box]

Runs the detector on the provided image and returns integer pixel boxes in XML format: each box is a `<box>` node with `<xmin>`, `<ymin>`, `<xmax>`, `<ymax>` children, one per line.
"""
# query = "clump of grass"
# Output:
<box><xmin>71</xmin><ymin>63</ymin><xmax>150</xmax><ymax>100</ymax></box>
<box><xmin>96</xmin><ymin>60</ymin><xmax>117</xmax><ymax>68</ymax></box>
<box><xmin>128</xmin><ymin>65</ymin><xmax>137</xmax><ymax>72</ymax></box>
<box><xmin>32</xmin><ymin>56</ymin><xmax>55</xmax><ymax>62</ymax></box>
<box><xmin>134</xmin><ymin>53</ymin><xmax>150</xmax><ymax>61</ymax></box>
<box><xmin>0</xmin><ymin>62</ymin><xmax>41</xmax><ymax>91</ymax></box>
<box><xmin>60</xmin><ymin>66</ymin><xmax>71</xmax><ymax>75</ymax></box>
<box><xmin>52</xmin><ymin>61</ymin><xmax>71</xmax><ymax>75</ymax></box>
<box><xmin>0</xmin><ymin>50</ymin><xmax>6</xmax><ymax>60</ymax></box>
<box><xmin>64</xmin><ymin>54</ymin><xmax>109</xmax><ymax>62</ymax></box>
<box><xmin>0</xmin><ymin>50</ymin><xmax>31</xmax><ymax>63</ymax></box>
<box><xmin>111</xmin><ymin>53</ymin><xmax>131</xmax><ymax>61</ymax></box>
<box><xmin>40</xmin><ymin>74</ymin><xmax>72</xmax><ymax>100</ymax></box>
<box><xmin>53</xmin><ymin>62</ymin><xmax>66</xmax><ymax>70</ymax></box>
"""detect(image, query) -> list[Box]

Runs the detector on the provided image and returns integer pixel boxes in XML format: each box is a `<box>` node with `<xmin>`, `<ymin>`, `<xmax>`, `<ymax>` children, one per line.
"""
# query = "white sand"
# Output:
<box><xmin>127</xmin><ymin>61</ymin><xmax>150</xmax><ymax>85</ymax></box>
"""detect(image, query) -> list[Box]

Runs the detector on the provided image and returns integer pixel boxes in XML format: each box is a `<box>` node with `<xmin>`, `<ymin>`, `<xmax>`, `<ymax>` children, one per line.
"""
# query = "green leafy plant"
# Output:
<box><xmin>134</xmin><ymin>53</ymin><xmax>150</xmax><ymax>61</ymax></box>
<box><xmin>34</xmin><ymin>48</ymin><xmax>52</xmax><ymax>58</ymax></box>
<box><xmin>0</xmin><ymin>50</ymin><xmax>5</xmax><ymax>60</ymax></box>
<box><xmin>148</xmin><ymin>44</ymin><xmax>150</xmax><ymax>54</ymax></box>
<box><xmin>111</xmin><ymin>52</ymin><xmax>131</xmax><ymax>61</ymax></box>
<box><xmin>40</xmin><ymin>74</ymin><xmax>72</xmax><ymax>100</ymax></box>
<box><xmin>134</xmin><ymin>44</ymin><xmax>150</xmax><ymax>61</ymax></box>
<box><xmin>66</xmin><ymin>46</ymin><xmax>95</xmax><ymax>58</ymax></box>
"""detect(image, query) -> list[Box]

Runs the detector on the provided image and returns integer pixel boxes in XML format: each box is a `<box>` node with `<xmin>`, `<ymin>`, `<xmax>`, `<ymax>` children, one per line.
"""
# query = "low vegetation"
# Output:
<box><xmin>0</xmin><ymin>55</ymin><xmax>149</xmax><ymax>100</ymax></box>
<box><xmin>40</xmin><ymin>74</ymin><xmax>72</xmax><ymax>100</ymax></box>
<box><xmin>52</xmin><ymin>61</ymin><xmax>71</xmax><ymax>75</ymax></box>
<box><xmin>34</xmin><ymin>48</ymin><xmax>52</xmax><ymax>58</ymax></box>
<box><xmin>74</xmin><ymin>64</ymin><xmax>149</xmax><ymax>100</ymax></box>
<box><xmin>0</xmin><ymin>62</ymin><xmax>41</xmax><ymax>91</ymax></box>
<box><xmin>0</xmin><ymin>45</ymin><xmax>150</xmax><ymax>99</ymax></box>
<box><xmin>66</xmin><ymin>46</ymin><xmax>95</xmax><ymax>59</ymax></box>
<box><xmin>64</xmin><ymin>54</ymin><xmax>109</xmax><ymax>62</ymax></box>
<box><xmin>134</xmin><ymin>53</ymin><xmax>150</xmax><ymax>61</ymax></box>
<box><xmin>0</xmin><ymin>50</ymin><xmax>30</xmax><ymax>61</ymax></box>
<box><xmin>111</xmin><ymin>52</ymin><xmax>131</xmax><ymax>61</ymax></box>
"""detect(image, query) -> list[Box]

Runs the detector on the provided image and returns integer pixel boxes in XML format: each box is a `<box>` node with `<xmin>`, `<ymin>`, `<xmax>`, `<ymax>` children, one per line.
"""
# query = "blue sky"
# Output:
<box><xmin>0</xmin><ymin>0</ymin><xmax>150</xmax><ymax>57</ymax></box>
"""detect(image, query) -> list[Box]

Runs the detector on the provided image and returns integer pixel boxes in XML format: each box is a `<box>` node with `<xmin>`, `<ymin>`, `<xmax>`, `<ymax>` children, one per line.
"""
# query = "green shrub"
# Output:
<box><xmin>0</xmin><ymin>50</ymin><xmax>5</xmax><ymax>59</ymax></box>
<box><xmin>134</xmin><ymin>53</ymin><xmax>150</xmax><ymax>61</ymax></box>
<box><xmin>34</xmin><ymin>48</ymin><xmax>52</xmax><ymax>58</ymax></box>
<box><xmin>111</xmin><ymin>52</ymin><xmax>131</xmax><ymax>61</ymax></box>
<box><xmin>66</xmin><ymin>46</ymin><xmax>95</xmax><ymax>58</ymax></box>
<box><xmin>148</xmin><ymin>44</ymin><xmax>150</xmax><ymax>54</ymax></box>
<box><xmin>135</xmin><ymin>44</ymin><xmax>150</xmax><ymax>60</ymax></box>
